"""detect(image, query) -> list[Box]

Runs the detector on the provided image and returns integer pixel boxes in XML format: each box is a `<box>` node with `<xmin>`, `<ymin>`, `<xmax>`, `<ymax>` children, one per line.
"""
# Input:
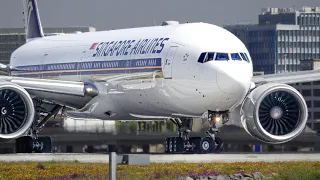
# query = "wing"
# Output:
<box><xmin>0</xmin><ymin>76</ymin><xmax>99</xmax><ymax>109</ymax></box>
<box><xmin>252</xmin><ymin>69</ymin><xmax>320</xmax><ymax>85</ymax></box>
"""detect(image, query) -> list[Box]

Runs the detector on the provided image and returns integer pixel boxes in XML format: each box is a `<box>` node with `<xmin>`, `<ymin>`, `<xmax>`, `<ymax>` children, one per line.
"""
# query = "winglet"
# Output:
<box><xmin>22</xmin><ymin>0</ymin><xmax>44</xmax><ymax>42</ymax></box>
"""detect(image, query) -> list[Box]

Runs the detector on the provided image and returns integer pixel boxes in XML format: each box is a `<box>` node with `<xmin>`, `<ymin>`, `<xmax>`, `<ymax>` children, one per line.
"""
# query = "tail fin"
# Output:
<box><xmin>22</xmin><ymin>0</ymin><xmax>44</xmax><ymax>41</ymax></box>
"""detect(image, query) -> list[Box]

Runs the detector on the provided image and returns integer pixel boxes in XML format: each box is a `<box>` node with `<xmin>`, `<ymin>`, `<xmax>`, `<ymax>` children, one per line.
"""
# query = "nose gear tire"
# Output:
<box><xmin>200</xmin><ymin>137</ymin><xmax>214</xmax><ymax>153</ymax></box>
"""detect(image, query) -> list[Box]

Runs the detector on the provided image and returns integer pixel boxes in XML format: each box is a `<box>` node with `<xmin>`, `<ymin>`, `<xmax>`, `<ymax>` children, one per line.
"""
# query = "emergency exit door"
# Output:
<box><xmin>163</xmin><ymin>46</ymin><xmax>178</xmax><ymax>79</ymax></box>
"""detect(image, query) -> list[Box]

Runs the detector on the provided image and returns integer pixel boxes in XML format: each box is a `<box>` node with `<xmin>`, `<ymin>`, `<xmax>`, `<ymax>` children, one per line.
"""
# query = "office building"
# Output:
<box><xmin>291</xmin><ymin>59</ymin><xmax>320</xmax><ymax>131</ymax></box>
<box><xmin>0</xmin><ymin>27</ymin><xmax>96</xmax><ymax>65</ymax></box>
<box><xmin>224</xmin><ymin>7</ymin><xmax>320</xmax><ymax>74</ymax></box>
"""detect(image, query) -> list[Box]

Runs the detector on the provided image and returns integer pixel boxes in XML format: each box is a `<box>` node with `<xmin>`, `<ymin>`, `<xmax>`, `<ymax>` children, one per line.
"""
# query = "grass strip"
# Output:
<box><xmin>0</xmin><ymin>161</ymin><xmax>319</xmax><ymax>180</ymax></box>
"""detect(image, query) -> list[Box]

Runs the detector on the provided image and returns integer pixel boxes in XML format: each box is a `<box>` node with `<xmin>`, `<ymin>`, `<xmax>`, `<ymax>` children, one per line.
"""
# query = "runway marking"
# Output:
<box><xmin>0</xmin><ymin>153</ymin><xmax>320</xmax><ymax>163</ymax></box>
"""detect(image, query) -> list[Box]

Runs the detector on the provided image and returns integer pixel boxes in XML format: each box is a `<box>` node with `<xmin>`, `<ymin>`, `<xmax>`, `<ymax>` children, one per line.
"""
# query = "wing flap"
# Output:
<box><xmin>0</xmin><ymin>76</ymin><xmax>99</xmax><ymax>109</ymax></box>
<box><xmin>252</xmin><ymin>69</ymin><xmax>320</xmax><ymax>85</ymax></box>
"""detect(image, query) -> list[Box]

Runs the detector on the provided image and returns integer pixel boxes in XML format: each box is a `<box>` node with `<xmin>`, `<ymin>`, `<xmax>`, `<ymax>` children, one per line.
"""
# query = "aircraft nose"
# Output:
<box><xmin>216</xmin><ymin>65</ymin><xmax>251</xmax><ymax>94</ymax></box>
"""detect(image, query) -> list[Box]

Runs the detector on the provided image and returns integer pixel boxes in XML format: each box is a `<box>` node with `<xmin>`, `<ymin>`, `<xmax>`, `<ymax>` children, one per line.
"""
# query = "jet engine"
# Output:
<box><xmin>240</xmin><ymin>83</ymin><xmax>308</xmax><ymax>144</ymax></box>
<box><xmin>0</xmin><ymin>82</ymin><xmax>35</xmax><ymax>140</ymax></box>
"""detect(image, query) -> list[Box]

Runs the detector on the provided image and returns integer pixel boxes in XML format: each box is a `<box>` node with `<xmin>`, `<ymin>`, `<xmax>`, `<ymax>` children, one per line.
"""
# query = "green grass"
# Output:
<box><xmin>0</xmin><ymin>161</ymin><xmax>319</xmax><ymax>180</ymax></box>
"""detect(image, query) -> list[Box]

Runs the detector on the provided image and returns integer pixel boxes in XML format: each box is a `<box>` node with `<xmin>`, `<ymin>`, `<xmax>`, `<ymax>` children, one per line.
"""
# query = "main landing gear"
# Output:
<box><xmin>15</xmin><ymin>101</ymin><xmax>63</xmax><ymax>153</ymax></box>
<box><xmin>165</xmin><ymin>111</ymin><xmax>228</xmax><ymax>154</ymax></box>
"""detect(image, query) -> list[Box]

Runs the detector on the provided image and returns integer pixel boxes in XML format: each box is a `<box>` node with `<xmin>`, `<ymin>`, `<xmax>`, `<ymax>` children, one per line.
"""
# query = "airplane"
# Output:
<box><xmin>0</xmin><ymin>0</ymin><xmax>315</xmax><ymax>153</ymax></box>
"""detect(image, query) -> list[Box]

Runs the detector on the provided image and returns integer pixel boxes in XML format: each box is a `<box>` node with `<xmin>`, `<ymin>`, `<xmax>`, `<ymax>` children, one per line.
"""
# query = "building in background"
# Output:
<box><xmin>224</xmin><ymin>6</ymin><xmax>320</xmax><ymax>74</ymax></box>
<box><xmin>0</xmin><ymin>26</ymin><xmax>96</xmax><ymax>65</ymax></box>
<box><xmin>291</xmin><ymin>59</ymin><xmax>320</xmax><ymax>131</ymax></box>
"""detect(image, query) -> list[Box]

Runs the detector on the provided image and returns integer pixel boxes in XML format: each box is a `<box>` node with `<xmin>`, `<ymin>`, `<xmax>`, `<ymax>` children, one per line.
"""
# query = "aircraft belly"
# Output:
<box><xmin>113</xmin><ymin>78</ymin><xmax>239</xmax><ymax>118</ymax></box>
<box><xmin>98</xmin><ymin>76</ymin><xmax>241</xmax><ymax>119</ymax></box>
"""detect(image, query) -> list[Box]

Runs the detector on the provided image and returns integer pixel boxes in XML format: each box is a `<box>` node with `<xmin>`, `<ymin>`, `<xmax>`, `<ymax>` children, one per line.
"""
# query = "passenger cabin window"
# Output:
<box><xmin>231</xmin><ymin>53</ymin><xmax>242</xmax><ymax>60</ymax></box>
<box><xmin>215</xmin><ymin>53</ymin><xmax>229</xmax><ymax>60</ymax></box>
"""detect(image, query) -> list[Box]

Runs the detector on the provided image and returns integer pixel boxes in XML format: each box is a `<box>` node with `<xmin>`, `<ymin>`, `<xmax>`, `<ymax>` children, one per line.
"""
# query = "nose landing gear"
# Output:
<box><xmin>165</xmin><ymin>111</ymin><xmax>228</xmax><ymax>154</ymax></box>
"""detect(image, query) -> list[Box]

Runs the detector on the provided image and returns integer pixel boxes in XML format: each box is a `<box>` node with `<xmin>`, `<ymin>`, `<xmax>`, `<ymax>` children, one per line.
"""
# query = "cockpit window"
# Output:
<box><xmin>215</xmin><ymin>53</ymin><xmax>229</xmax><ymax>60</ymax></box>
<box><xmin>198</xmin><ymin>52</ymin><xmax>207</xmax><ymax>63</ymax></box>
<box><xmin>244</xmin><ymin>53</ymin><xmax>250</xmax><ymax>62</ymax></box>
<box><xmin>207</xmin><ymin>52</ymin><xmax>215</xmax><ymax>62</ymax></box>
<box><xmin>198</xmin><ymin>52</ymin><xmax>215</xmax><ymax>63</ymax></box>
<box><xmin>240</xmin><ymin>53</ymin><xmax>247</xmax><ymax>61</ymax></box>
<box><xmin>198</xmin><ymin>52</ymin><xmax>250</xmax><ymax>63</ymax></box>
<box><xmin>231</xmin><ymin>53</ymin><xmax>242</xmax><ymax>60</ymax></box>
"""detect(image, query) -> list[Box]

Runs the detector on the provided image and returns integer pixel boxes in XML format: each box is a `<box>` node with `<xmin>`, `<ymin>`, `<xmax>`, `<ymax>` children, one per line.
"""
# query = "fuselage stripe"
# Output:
<box><xmin>11</xmin><ymin>58</ymin><xmax>163</xmax><ymax>77</ymax></box>
<box><xmin>13</xmin><ymin>66</ymin><xmax>162</xmax><ymax>75</ymax></box>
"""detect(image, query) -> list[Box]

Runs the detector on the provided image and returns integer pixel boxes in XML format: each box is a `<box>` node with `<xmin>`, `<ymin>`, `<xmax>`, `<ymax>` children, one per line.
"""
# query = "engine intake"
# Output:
<box><xmin>240</xmin><ymin>83</ymin><xmax>308</xmax><ymax>144</ymax></box>
<box><xmin>0</xmin><ymin>82</ymin><xmax>34</xmax><ymax>139</ymax></box>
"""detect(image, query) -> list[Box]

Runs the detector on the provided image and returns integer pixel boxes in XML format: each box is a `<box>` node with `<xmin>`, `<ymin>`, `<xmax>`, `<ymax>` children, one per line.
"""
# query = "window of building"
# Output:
<box><xmin>302</xmin><ymin>82</ymin><xmax>312</xmax><ymax>85</ymax></box>
<box><xmin>311</xmin><ymin>16</ymin><xmax>315</xmax><ymax>25</ymax></box>
<box><xmin>314</xmin><ymin>100</ymin><xmax>320</xmax><ymax>108</ymax></box>
<box><xmin>314</xmin><ymin>81</ymin><xmax>320</xmax><ymax>85</ymax></box>
<box><xmin>313</xmin><ymin>89</ymin><xmax>320</xmax><ymax>96</ymax></box>
<box><xmin>306</xmin><ymin>100</ymin><xmax>312</xmax><ymax>108</ymax></box>
<box><xmin>314</xmin><ymin>112</ymin><xmax>320</xmax><ymax>119</ymax></box>
<box><xmin>313</xmin><ymin>122</ymin><xmax>320</xmax><ymax>131</ymax></box>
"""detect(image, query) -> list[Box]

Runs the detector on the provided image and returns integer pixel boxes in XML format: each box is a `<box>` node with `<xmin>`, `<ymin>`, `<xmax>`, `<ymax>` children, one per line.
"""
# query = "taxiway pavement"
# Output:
<box><xmin>0</xmin><ymin>153</ymin><xmax>319</xmax><ymax>163</ymax></box>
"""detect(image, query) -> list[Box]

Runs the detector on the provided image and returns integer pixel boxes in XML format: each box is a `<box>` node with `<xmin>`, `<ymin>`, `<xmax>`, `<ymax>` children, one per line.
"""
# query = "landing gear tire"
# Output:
<box><xmin>200</xmin><ymin>137</ymin><xmax>214</xmax><ymax>153</ymax></box>
<box><xmin>165</xmin><ymin>137</ymin><xmax>171</xmax><ymax>153</ymax></box>
<box><xmin>15</xmin><ymin>136</ymin><xmax>33</xmax><ymax>153</ymax></box>
<box><xmin>172</xmin><ymin>137</ymin><xmax>184</xmax><ymax>153</ymax></box>
<box><xmin>165</xmin><ymin>137</ymin><xmax>184</xmax><ymax>153</ymax></box>
<box><xmin>165</xmin><ymin>136</ymin><xmax>223</xmax><ymax>154</ymax></box>
<box><xmin>214</xmin><ymin>137</ymin><xmax>224</xmax><ymax>153</ymax></box>
<box><xmin>187</xmin><ymin>137</ymin><xmax>201</xmax><ymax>153</ymax></box>
<box><xmin>34</xmin><ymin>136</ymin><xmax>53</xmax><ymax>153</ymax></box>
<box><xmin>165</xmin><ymin>136</ymin><xmax>200</xmax><ymax>153</ymax></box>
<box><xmin>15</xmin><ymin>136</ymin><xmax>52</xmax><ymax>153</ymax></box>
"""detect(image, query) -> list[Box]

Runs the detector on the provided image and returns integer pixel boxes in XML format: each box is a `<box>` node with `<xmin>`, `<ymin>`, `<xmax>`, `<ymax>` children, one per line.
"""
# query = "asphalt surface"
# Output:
<box><xmin>0</xmin><ymin>153</ymin><xmax>320</xmax><ymax>163</ymax></box>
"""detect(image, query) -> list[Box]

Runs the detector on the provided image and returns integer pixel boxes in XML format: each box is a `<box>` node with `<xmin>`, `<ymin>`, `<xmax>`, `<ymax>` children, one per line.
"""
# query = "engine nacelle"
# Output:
<box><xmin>240</xmin><ymin>83</ymin><xmax>308</xmax><ymax>144</ymax></box>
<box><xmin>0</xmin><ymin>82</ymin><xmax>35</xmax><ymax>140</ymax></box>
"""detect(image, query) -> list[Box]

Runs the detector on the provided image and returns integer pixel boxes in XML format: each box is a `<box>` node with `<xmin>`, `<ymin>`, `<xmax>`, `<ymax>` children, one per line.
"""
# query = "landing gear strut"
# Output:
<box><xmin>165</xmin><ymin>111</ymin><xmax>228</xmax><ymax>154</ymax></box>
<box><xmin>15</xmin><ymin>101</ymin><xmax>63</xmax><ymax>153</ymax></box>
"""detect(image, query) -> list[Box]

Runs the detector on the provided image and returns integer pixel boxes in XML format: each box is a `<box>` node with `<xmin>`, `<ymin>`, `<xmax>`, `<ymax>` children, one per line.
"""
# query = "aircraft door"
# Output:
<box><xmin>78</xmin><ymin>49</ymin><xmax>90</xmax><ymax>81</ymax></box>
<box><xmin>163</xmin><ymin>46</ymin><xmax>178</xmax><ymax>79</ymax></box>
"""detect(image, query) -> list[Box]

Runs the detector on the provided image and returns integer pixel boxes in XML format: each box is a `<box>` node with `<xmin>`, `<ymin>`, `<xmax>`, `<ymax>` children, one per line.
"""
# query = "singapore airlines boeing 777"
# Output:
<box><xmin>0</xmin><ymin>0</ymin><xmax>317</xmax><ymax>153</ymax></box>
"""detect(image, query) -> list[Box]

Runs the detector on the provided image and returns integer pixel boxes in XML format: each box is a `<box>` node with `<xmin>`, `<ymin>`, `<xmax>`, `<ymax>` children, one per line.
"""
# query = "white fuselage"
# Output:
<box><xmin>10</xmin><ymin>22</ymin><xmax>253</xmax><ymax>120</ymax></box>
